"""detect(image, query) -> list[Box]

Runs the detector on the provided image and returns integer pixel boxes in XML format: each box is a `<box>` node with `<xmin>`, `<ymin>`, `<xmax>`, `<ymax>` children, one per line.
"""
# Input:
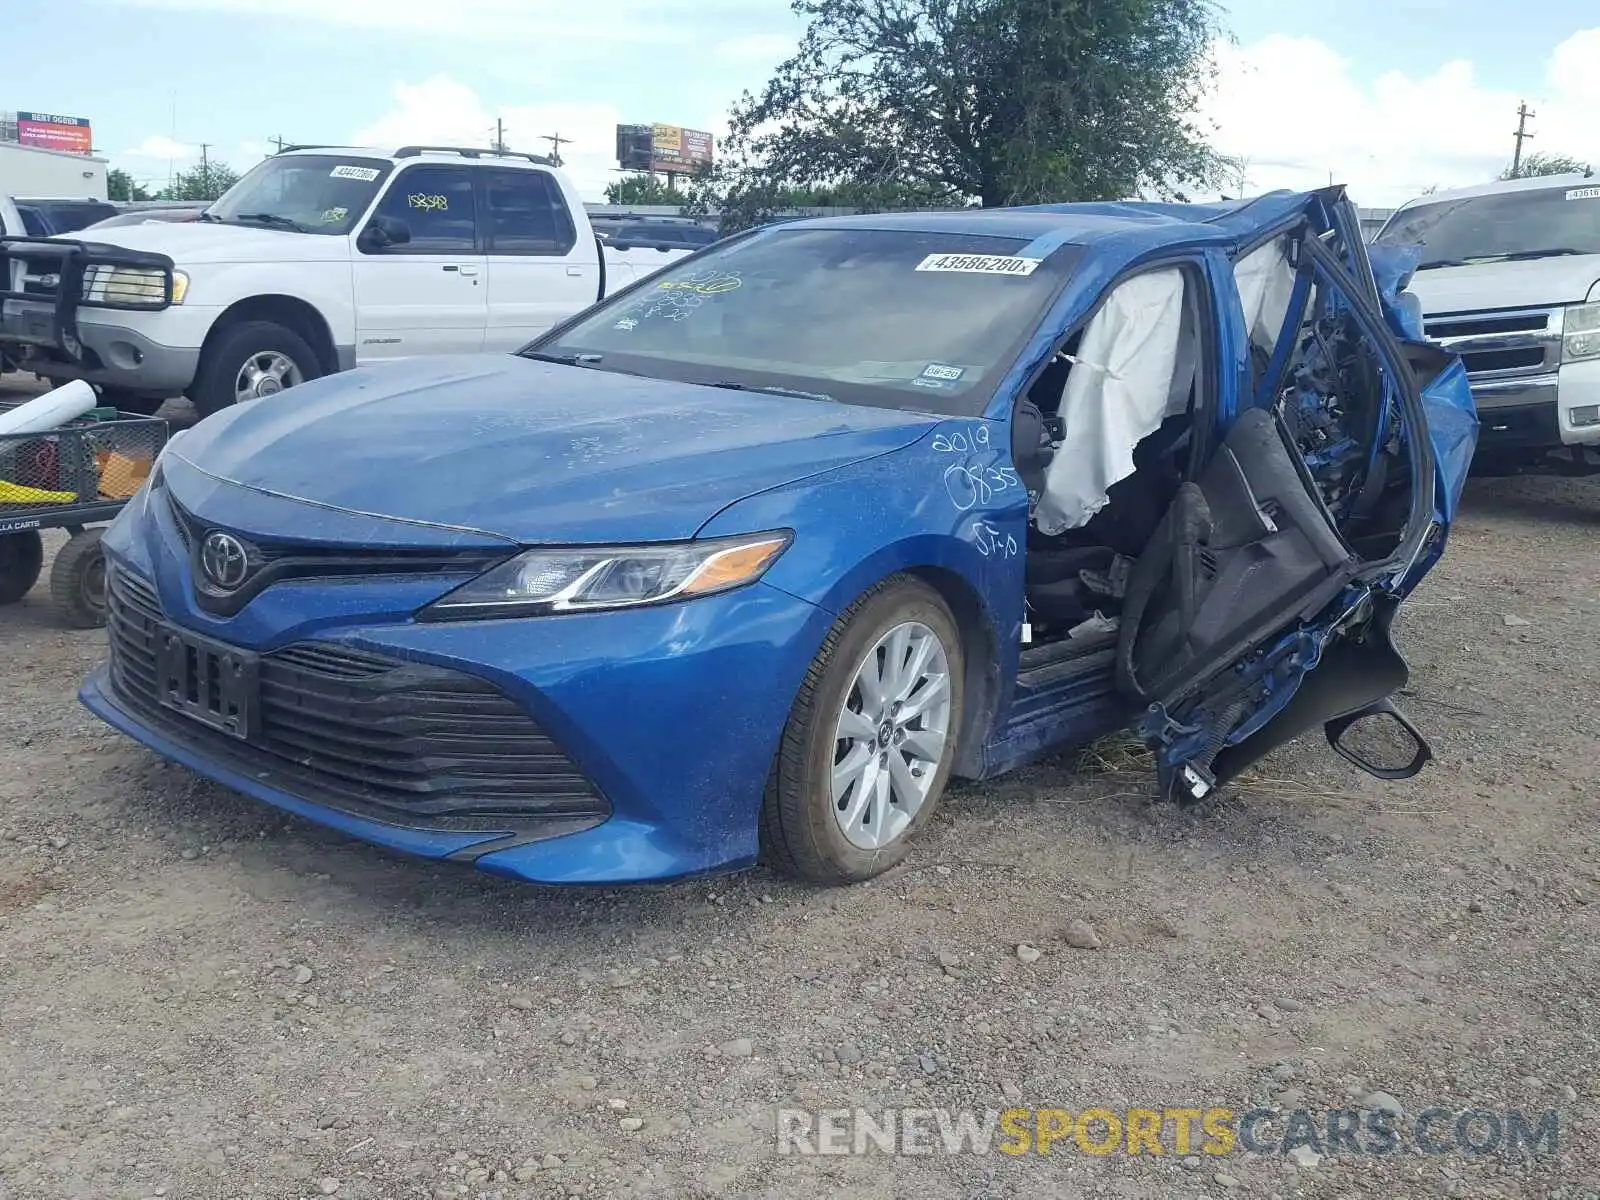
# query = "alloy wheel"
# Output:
<box><xmin>234</xmin><ymin>351</ymin><xmax>303</xmax><ymax>403</ymax></box>
<box><xmin>830</xmin><ymin>620</ymin><xmax>952</xmax><ymax>850</ymax></box>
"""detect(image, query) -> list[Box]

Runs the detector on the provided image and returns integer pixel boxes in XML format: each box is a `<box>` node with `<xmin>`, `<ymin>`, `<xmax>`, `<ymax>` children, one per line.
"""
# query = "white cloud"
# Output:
<box><xmin>122</xmin><ymin>135</ymin><xmax>199</xmax><ymax>163</ymax></box>
<box><xmin>350</xmin><ymin>75</ymin><xmax>710</xmax><ymax>201</ymax></box>
<box><xmin>1204</xmin><ymin>28</ymin><xmax>1600</xmax><ymax>207</ymax></box>
<box><xmin>111</xmin><ymin>0</ymin><xmax>747</xmax><ymax>45</ymax></box>
<box><xmin>714</xmin><ymin>33</ymin><xmax>795</xmax><ymax>63</ymax></box>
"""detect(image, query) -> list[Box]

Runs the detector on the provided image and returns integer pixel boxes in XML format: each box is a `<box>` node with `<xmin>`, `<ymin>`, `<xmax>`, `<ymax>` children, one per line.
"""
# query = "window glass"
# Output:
<box><xmin>369</xmin><ymin>167</ymin><xmax>478</xmax><ymax>254</ymax></box>
<box><xmin>1375</xmin><ymin>185</ymin><xmax>1600</xmax><ymax>265</ymax></box>
<box><xmin>209</xmin><ymin>154</ymin><xmax>393</xmax><ymax>235</ymax></box>
<box><xmin>484</xmin><ymin>169</ymin><xmax>575</xmax><ymax>255</ymax></box>
<box><xmin>533</xmin><ymin>228</ymin><xmax>1082</xmax><ymax>415</ymax></box>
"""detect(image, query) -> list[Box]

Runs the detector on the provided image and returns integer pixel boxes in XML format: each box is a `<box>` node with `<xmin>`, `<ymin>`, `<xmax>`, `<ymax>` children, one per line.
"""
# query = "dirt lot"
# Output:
<box><xmin>1</xmin><ymin>381</ymin><xmax>1597</xmax><ymax>1200</ymax></box>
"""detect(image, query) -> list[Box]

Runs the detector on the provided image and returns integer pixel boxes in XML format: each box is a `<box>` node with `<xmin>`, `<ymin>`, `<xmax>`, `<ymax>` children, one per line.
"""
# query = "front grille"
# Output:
<box><xmin>1458</xmin><ymin>347</ymin><xmax>1546</xmax><ymax>374</ymax></box>
<box><xmin>1426</xmin><ymin>312</ymin><xmax>1549</xmax><ymax>339</ymax></box>
<box><xmin>160</xmin><ymin>490</ymin><xmax>511</xmax><ymax>618</ymax></box>
<box><xmin>105</xmin><ymin>564</ymin><xmax>610</xmax><ymax>837</ymax></box>
<box><xmin>1423</xmin><ymin>306</ymin><xmax>1560</xmax><ymax>383</ymax></box>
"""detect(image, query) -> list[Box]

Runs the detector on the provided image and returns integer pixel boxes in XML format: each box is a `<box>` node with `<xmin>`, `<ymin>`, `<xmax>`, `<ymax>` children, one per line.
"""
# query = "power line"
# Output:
<box><xmin>540</xmin><ymin>131</ymin><xmax>572</xmax><ymax>167</ymax></box>
<box><xmin>1511</xmin><ymin>101</ymin><xmax>1535</xmax><ymax>178</ymax></box>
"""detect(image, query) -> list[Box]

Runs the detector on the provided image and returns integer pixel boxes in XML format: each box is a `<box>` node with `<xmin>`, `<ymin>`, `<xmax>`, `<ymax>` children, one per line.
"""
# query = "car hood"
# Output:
<box><xmin>169</xmin><ymin>355</ymin><xmax>939</xmax><ymax>544</ymax></box>
<box><xmin>1407</xmin><ymin>254</ymin><xmax>1600</xmax><ymax>314</ymax></box>
<box><xmin>66</xmin><ymin>221</ymin><xmax>349</xmax><ymax>265</ymax></box>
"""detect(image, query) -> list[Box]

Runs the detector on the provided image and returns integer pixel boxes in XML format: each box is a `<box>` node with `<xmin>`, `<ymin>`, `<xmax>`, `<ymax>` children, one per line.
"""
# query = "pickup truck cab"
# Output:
<box><xmin>0</xmin><ymin>146</ymin><xmax>692</xmax><ymax>415</ymax></box>
<box><xmin>1375</xmin><ymin>173</ymin><xmax>1600</xmax><ymax>474</ymax></box>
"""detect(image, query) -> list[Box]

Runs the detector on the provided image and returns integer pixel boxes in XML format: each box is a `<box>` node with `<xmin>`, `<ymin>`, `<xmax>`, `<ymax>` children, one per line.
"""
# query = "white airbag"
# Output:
<box><xmin>1034</xmin><ymin>268</ymin><xmax>1187</xmax><ymax>534</ymax></box>
<box><xmin>1234</xmin><ymin>236</ymin><xmax>1297</xmax><ymax>354</ymax></box>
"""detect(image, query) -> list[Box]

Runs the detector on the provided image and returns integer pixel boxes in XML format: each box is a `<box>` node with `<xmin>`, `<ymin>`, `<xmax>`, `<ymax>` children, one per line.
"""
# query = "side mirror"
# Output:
<box><xmin>358</xmin><ymin>215</ymin><xmax>411</xmax><ymax>252</ymax></box>
<box><xmin>1324</xmin><ymin>700</ymin><xmax>1432</xmax><ymax>780</ymax></box>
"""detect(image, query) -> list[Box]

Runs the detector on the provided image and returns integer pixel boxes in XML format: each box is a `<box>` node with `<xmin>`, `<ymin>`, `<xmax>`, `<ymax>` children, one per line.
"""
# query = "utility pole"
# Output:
<box><xmin>541</xmin><ymin>131</ymin><xmax>572</xmax><ymax>167</ymax></box>
<box><xmin>269</xmin><ymin>135</ymin><xmax>287</xmax><ymax>153</ymax></box>
<box><xmin>490</xmin><ymin>118</ymin><xmax>508</xmax><ymax>153</ymax></box>
<box><xmin>1512</xmin><ymin>101</ymin><xmax>1535</xmax><ymax>178</ymax></box>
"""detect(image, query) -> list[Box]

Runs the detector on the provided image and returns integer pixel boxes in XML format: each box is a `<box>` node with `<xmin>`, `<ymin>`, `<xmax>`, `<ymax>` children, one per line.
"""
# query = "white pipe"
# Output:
<box><xmin>0</xmin><ymin>380</ymin><xmax>99</xmax><ymax>436</ymax></box>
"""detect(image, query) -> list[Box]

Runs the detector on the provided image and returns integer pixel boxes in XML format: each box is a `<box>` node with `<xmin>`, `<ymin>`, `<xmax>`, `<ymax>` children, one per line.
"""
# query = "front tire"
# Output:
<box><xmin>761</xmin><ymin>576</ymin><xmax>964</xmax><ymax>884</ymax></box>
<box><xmin>191</xmin><ymin>320</ymin><xmax>320</xmax><ymax>418</ymax></box>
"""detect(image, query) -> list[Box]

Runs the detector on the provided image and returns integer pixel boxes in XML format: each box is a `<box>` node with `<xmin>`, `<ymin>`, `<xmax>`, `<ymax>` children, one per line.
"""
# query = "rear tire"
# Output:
<box><xmin>49</xmin><ymin>527</ymin><xmax>108</xmax><ymax>629</ymax></box>
<box><xmin>191</xmin><ymin>320</ymin><xmax>320</xmax><ymax>419</ymax></box>
<box><xmin>0</xmin><ymin>531</ymin><xmax>45</xmax><ymax>605</ymax></box>
<box><xmin>761</xmin><ymin>576</ymin><xmax>964</xmax><ymax>884</ymax></box>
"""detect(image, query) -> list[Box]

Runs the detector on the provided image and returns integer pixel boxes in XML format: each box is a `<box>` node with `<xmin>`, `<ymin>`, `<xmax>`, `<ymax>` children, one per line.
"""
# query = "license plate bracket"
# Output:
<box><xmin>154</xmin><ymin>622</ymin><xmax>260</xmax><ymax>740</ymax></box>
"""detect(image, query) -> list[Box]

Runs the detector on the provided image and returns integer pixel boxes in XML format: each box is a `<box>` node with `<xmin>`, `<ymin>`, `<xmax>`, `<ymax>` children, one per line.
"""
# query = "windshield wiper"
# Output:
<box><xmin>708</xmin><ymin>381</ymin><xmax>837</xmax><ymax>403</ymax></box>
<box><xmin>1495</xmin><ymin>248</ymin><xmax>1588</xmax><ymax>261</ymax></box>
<box><xmin>523</xmin><ymin>351</ymin><xmax>605</xmax><ymax>366</ymax></box>
<box><xmin>228</xmin><ymin>212</ymin><xmax>308</xmax><ymax>233</ymax></box>
<box><xmin>521</xmin><ymin>350</ymin><xmax>643</xmax><ymax>377</ymax></box>
<box><xmin>196</xmin><ymin>211</ymin><xmax>222</xmax><ymax>223</ymax></box>
<box><xmin>1416</xmin><ymin>258</ymin><xmax>1468</xmax><ymax>270</ymax></box>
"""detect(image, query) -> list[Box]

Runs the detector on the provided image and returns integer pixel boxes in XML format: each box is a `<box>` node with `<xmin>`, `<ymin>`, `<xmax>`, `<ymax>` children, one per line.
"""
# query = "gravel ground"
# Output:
<box><xmin>1</xmin><ymin>379</ymin><xmax>1597</xmax><ymax>1199</ymax></box>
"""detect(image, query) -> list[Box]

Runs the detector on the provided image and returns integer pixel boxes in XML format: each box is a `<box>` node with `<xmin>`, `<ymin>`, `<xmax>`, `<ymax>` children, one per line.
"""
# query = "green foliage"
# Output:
<box><xmin>156</xmin><ymin>161</ymin><xmax>241</xmax><ymax>202</ymax></box>
<box><xmin>106</xmin><ymin>169</ymin><xmax>150</xmax><ymax>202</ymax></box>
<box><xmin>710</xmin><ymin>0</ymin><xmax>1224</xmax><ymax>232</ymax></box>
<box><xmin>1500</xmin><ymin>151</ymin><xmax>1592</xmax><ymax>181</ymax></box>
<box><xmin>604</xmin><ymin>174</ymin><xmax>685</xmax><ymax>206</ymax></box>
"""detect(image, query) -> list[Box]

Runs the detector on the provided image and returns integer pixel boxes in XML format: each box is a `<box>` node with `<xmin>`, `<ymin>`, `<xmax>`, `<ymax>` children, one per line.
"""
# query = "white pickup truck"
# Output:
<box><xmin>0</xmin><ymin>146</ymin><xmax>693</xmax><ymax>415</ymax></box>
<box><xmin>1375</xmin><ymin>173</ymin><xmax>1600</xmax><ymax>475</ymax></box>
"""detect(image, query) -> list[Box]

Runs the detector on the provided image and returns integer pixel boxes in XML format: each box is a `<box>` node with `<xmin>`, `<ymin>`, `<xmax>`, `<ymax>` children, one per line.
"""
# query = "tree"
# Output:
<box><xmin>1500</xmin><ymin>151</ymin><xmax>1591</xmax><ymax>180</ymax></box>
<box><xmin>603</xmin><ymin>174</ymin><xmax>683</xmax><ymax>206</ymax></box>
<box><xmin>106</xmin><ymin>169</ymin><xmax>151</xmax><ymax>202</ymax></box>
<box><xmin>711</xmin><ymin>0</ymin><xmax>1224</xmax><ymax>231</ymax></box>
<box><xmin>157</xmin><ymin>161</ymin><xmax>241</xmax><ymax>202</ymax></box>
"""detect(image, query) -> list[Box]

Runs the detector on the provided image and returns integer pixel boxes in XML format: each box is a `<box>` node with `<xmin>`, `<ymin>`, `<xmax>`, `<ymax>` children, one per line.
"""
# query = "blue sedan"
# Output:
<box><xmin>81</xmin><ymin>189</ymin><xmax>1477</xmax><ymax>885</ymax></box>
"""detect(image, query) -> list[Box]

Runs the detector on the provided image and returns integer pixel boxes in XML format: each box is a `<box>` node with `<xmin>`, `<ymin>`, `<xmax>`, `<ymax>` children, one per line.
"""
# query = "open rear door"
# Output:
<box><xmin>1116</xmin><ymin>216</ymin><xmax>1440</xmax><ymax>803</ymax></box>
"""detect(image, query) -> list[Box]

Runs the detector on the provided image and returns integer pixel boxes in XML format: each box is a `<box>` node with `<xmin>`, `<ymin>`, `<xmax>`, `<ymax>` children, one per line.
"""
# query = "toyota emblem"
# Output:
<box><xmin>199</xmin><ymin>531</ymin><xmax>251</xmax><ymax>591</ymax></box>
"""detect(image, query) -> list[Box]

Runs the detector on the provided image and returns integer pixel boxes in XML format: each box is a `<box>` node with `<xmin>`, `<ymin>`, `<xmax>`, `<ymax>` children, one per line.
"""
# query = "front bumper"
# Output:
<box><xmin>1469</xmin><ymin>359</ymin><xmax>1600</xmax><ymax>450</ymax></box>
<box><xmin>82</xmin><ymin>545</ymin><xmax>833</xmax><ymax>884</ymax></box>
<box><xmin>1</xmin><ymin>302</ymin><xmax>209</xmax><ymax>395</ymax></box>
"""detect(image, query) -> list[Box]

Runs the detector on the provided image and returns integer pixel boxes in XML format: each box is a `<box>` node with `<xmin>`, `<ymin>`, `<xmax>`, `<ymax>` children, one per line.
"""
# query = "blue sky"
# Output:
<box><xmin>7</xmin><ymin>0</ymin><xmax>1600</xmax><ymax>206</ymax></box>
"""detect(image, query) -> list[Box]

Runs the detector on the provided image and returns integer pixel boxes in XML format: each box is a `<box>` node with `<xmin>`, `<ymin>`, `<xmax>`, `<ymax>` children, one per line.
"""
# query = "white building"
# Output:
<box><xmin>0</xmin><ymin>140</ymin><xmax>108</xmax><ymax>199</ymax></box>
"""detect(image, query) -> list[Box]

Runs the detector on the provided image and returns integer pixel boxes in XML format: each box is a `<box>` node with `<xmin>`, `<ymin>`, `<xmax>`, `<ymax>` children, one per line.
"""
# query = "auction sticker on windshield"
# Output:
<box><xmin>331</xmin><ymin>165</ymin><xmax>381</xmax><ymax>181</ymax></box>
<box><xmin>1566</xmin><ymin>187</ymin><xmax>1600</xmax><ymax>201</ymax></box>
<box><xmin>916</xmin><ymin>253</ymin><xmax>1042</xmax><ymax>276</ymax></box>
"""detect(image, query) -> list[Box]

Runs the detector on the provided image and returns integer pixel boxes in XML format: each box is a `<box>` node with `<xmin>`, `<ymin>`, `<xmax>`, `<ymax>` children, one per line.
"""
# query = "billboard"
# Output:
<box><xmin>615</xmin><ymin>123</ymin><xmax>714</xmax><ymax>175</ymax></box>
<box><xmin>16</xmin><ymin>111</ymin><xmax>93</xmax><ymax>155</ymax></box>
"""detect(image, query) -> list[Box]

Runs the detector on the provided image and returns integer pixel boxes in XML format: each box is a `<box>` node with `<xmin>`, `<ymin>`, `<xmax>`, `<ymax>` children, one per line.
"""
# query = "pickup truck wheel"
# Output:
<box><xmin>761</xmin><ymin>577</ymin><xmax>963</xmax><ymax>884</ymax></box>
<box><xmin>0</xmin><ymin>531</ymin><xmax>45</xmax><ymax>605</ymax></box>
<box><xmin>191</xmin><ymin>321</ymin><xmax>319</xmax><ymax>418</ymax></box>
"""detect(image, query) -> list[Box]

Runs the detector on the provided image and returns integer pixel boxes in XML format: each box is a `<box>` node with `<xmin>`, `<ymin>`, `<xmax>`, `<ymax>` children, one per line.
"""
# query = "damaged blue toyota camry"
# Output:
<box><xmin>81</xmin><ymin>188</ymin><xmax>1477</xmax><ymax>885</ymax></box>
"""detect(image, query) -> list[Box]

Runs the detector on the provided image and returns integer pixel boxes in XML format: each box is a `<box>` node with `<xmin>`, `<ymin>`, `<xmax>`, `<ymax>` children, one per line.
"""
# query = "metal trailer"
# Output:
<box><xmin>0</xmin><ymin>411</ymin><xmax>169</xmax><ymax>627</ymax></box>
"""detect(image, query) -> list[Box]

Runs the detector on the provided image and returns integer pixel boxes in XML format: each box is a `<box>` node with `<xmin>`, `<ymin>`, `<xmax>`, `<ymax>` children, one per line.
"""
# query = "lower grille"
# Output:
<box><xmin>105</xmin><ymin>564</ymin><xmax>610</xmax><ymax>837</ymax></box>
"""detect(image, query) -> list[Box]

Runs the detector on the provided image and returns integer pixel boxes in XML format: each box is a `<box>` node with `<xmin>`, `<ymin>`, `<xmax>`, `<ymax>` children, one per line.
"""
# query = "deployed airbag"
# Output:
<box><xmin>1034</xmin><ymin>268</ymin><xmax>1187</xmax><ymax>534</ymax></box>
<box><xmin>1234</xmin><ymin>236</ymin><xmax>1297</xmax><ymax>354</ymax></box>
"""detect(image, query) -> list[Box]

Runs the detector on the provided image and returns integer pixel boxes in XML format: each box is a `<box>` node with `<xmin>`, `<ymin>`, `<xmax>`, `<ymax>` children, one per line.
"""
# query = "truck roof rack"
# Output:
<box><xmin>393</xmin><ymin>145</ymin><xmax>556</xmax><ymax>166</ymax></box>
<box><xmin>276</xmin><ymin>144</ymin><xmax>340</xmax><ymax>154</ymax></box>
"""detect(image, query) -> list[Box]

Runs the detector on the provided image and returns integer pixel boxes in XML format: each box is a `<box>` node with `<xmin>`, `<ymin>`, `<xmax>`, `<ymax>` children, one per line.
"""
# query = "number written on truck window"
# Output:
<box><xmin>368</xmin><ymin>166</ymin><xmax>478</xmax><ymax>254</ymax></box>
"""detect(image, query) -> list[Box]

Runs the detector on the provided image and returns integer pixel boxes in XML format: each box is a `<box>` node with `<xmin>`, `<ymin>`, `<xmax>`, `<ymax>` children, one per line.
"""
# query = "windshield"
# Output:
<box><xmin>1376</xmin><ymin>183</ymin><xmax>1600</xmax><ymax>268</ymax></box>
<box><xmin>528</xmin><ymin>227</ymin><xmax>1080</xmax><ymax>414</ymax></box>
<box><xmin>207</xmin><ymin>154</ymin><xmax>394</xmax><ymax>235</ymax></box>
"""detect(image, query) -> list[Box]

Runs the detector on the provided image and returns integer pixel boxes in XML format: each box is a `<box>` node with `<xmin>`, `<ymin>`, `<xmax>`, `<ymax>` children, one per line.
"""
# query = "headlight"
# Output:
<box><xmin>421</xmin><ymin>532</ymin><xmax>792</xmax><ymax>620</ymax></box>
<box><xmin>1565</xmin><ymin>302</ymin><xmax>1600</xmax><ymax>362</ymax></box>
<box><xmin>81</xmin><ymin>265</ymin><xmax>186</xmax><ymax>308</ymax></box>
